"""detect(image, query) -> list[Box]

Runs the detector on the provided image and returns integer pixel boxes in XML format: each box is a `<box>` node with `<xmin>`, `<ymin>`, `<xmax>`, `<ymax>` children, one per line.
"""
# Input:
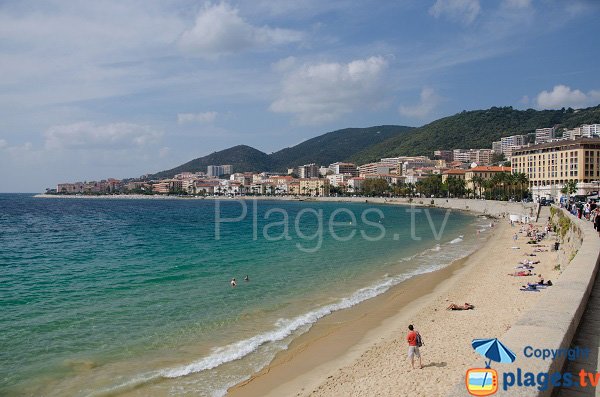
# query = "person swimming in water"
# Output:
<box><xmin>244</xmin><ymin>275</ymin><xmax>249</xmax><ymax>282</ymax></box>
<box><xmin>230</xmin><ymin>278</ymin><xmax>237</xmax><ymax>287</ymax></box>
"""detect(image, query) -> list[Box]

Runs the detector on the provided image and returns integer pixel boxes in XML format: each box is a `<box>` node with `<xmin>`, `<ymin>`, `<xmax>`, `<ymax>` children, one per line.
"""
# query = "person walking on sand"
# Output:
<box><xmin>407</xmin><ymin>324</ymin><xmax>423</xmax><ymax>369</ymax></box>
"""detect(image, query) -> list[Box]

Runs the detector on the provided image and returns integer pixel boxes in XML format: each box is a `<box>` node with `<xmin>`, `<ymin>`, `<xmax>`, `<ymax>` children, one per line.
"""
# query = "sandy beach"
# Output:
<box><xmin>228</xmin><ymin>206</ymin><xmax>569</xmax><ymax>397</ymax></box>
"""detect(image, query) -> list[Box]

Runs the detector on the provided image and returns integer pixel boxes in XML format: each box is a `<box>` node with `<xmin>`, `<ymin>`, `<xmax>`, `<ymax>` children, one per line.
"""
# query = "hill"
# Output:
<box><xmin>149</xmin><ymin>125</ymin><xmax>413</xmax><ymax>178</ymax></box>
<box><xmin>149</xmin><ymin>145</ymin><xmax>273</xmax><ymax>179</ymax></box>
<box><xmin>351</xmin><ymin>105</ymin><xmax>600</xmax><ymax>164</ymax></box>
<box><xmin>269</xmin><ymin>125</ymin><xmax>413</xmax><ymax>170</ymax></box>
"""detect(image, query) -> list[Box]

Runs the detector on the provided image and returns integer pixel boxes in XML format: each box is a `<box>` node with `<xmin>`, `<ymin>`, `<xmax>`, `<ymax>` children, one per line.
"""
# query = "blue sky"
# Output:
<box><xmin>1</xmin><ymin>0</ymin><xmax>599</xmax><ymax>192</ymax></box>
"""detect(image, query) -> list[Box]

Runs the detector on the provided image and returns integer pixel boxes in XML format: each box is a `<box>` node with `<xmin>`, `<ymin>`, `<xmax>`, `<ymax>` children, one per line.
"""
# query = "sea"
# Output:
<box><xmin>0</xmin><ymin>194</ymin><xmax>493</xmax><ymax>396</ymax></box>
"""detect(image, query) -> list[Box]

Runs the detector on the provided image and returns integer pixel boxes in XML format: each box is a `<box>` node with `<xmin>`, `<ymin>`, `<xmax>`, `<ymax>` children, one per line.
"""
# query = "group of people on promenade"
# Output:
<box><xmin>562</xmin><ymin>199</ymin><xmax>600</xmax><ymax>235</ymax></box>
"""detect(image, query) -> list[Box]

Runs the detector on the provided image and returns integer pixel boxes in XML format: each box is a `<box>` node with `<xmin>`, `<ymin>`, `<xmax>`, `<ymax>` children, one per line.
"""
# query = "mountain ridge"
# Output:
<box><xmin>147</xmin><ymin>105</ymin><xmax>600</xmax><ymax>179</ymax></box>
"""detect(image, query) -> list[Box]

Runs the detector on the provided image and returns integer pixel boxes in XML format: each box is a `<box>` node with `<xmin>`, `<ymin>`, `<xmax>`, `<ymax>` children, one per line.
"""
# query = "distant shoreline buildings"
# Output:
<box><xmin>50</xmin><ymin>123</ymin><xmax>600</xmax><ymax>201</ymax></box>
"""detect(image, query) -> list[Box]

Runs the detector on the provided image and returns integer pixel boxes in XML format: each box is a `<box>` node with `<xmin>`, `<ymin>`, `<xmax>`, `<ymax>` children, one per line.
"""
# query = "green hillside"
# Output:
<box><xmin>148</xmin><ymin>145</ymin><xmax>273</xmax><ymax>179</ymax></box>
<box><xmin>351</xmin><ymin>105</ymin><xmax>600</xmax><ymax>164</ymax></box>
<box><xmin>147</xmin><ymin>105</ymin><xmax>600</xmax><ymax>179</ymax></box>
<box><xmin>269</xmin><ymin>125</ymin><xmax>413</xmax><ymax>170</ymax></box>
<box><xmin>148</xmin><ymin>125</ymin><xmax>412</xmax><ymax>178</ymax></box>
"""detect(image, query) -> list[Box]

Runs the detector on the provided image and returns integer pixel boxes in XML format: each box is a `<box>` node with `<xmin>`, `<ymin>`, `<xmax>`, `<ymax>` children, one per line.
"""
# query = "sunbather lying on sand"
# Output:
<box><xmin>447</xmin><ymin>302</ymin><xmax>474</xmax><ymax>310</ymax></box>
<box><xmin>509</xmin><ymin>270</ymin><xmax>533</xmax><ymax>276</ymax></box>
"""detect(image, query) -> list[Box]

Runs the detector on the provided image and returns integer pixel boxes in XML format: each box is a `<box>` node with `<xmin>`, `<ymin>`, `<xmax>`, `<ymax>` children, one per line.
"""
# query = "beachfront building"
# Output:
<box><xmin>441</xmin><ymin>169</ymin><xmax>467</xmax><ymax>184</ymax></box>
<box><xmin>299</xmin><ymin>178</ymin><xmax>330</xmax><ymax>196</ymax></box>
<box><xmin>464</xmin><ymin>166</ymin><xmax>512</xmax><ymax>194</ymax></box>
<box><xmin>535</xmin><ymin>127</ymin><xmax>556</xmax><ymax>144</ymax></box>
<box><xmin>512</xmin><ymin>138</ymin><xmax>600</xmax><ymax>199</ymax></box>
<box><xmin>326</xmin><ymin>173</ymin><xmax>353</xmax><ymax>187</ymax></box>
<box><xmin>347</xmin><ymin>177</ymin><xmax>365</xmax><ymax>193</ymax></box>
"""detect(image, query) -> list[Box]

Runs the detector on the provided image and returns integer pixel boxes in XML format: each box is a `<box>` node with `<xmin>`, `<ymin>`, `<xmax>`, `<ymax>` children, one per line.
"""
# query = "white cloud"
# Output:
<box><xmin>269</xmin><ymin>56</ymin><xmax>388</xmax><ymax>125</ymax></box>
<box><xmin>272</xmin><ymin>56</ymin><xmax>297</xmax><ymax>73</ymax></box>
<box><xmin>399</xmin><ymin>87</ymin><xmax>442</xmax><ymax>118</ymax></box>
<box><xmin>429</xmin><ymin>0</ymin><xmax>481</xmax><ymax>25</ymax></box>
<box><xmin>177</xmin><ymin>111</ymin><xmax>218</xmax><ymax>124</ymax></box>
<box><xmin>44</xmin><ymin>122</ymin><xmax>162</xmax><ymax>150</ymax></box>
<box><xmin>536</xmin><ymin>85</ymin><xmax>600</xmax><ymax>109</ymax></box>
<box><xmin>178</xmin><ymin>2</ymin><xmax>303</xmax><ymax>58</ymax></box>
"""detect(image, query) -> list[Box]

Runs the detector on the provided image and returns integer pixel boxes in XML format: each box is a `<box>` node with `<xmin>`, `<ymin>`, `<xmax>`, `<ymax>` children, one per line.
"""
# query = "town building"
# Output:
<box><xmin>441</xmin><ymin>169</ymin><xmax>467</xmax><ymax>184</ymax></box>
<box><xmin>512</xmin><ymin>138</ymin><xmax>600</xmax><ymax>199</ymax></box>
<box><xmin>299</xmin><ymin>178</ymin><xmax>330</xmax><ymax>196</ymax></box>
<box><xmin>297</xmin><ymin>164</ymin><xmax>319</xmax><ymax>179</ymax></box>
<box><xmin>464</xmin><ymin>166</ymin><xmax>512</xmax><ymax>193</ymax></box>
<box><xmin>492</xmin><ymin>141</ymin><xmax>502</xmax><ymax>154</ymax></box>
<box><xmin>328</xmin><ymin>162</ymin><xmax>358</xmax><ymax>176</ymax></box>
<box><xmin>433</xmin><ymin>150</ymin><xmax>454</xmax><ymax>162</ymax></box>
<box><xmin>535</xmin><ymin>127</ymin><xmax>556</xmax><ymax>144</ymax></box>
<box><xmin>347</xmin><ymin>177</ymin><xmax>365</xmax><ymax>193</ymax></box>
<box><xmin>207</xmin><ymin>165</ymin><xmax>224</xmax><ymax>177</ymax></box>
<box><xmin>501</xmin><ymin>135</ymin><xmax>526</xmax><ymax>156</ymax></box>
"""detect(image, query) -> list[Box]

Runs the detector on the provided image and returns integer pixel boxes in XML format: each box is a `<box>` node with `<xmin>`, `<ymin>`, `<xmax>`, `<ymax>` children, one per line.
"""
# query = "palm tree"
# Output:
<box><xmin>561</xmin><ymin>180</ymin><xmax>578</xmax><ymax>201</ymax></box>
<box><xmin>471</xmin><ymin>175</ymin><xmax>483</xmax><ymax>199</ymax></box>
<box><xmin>514</xmin><ymin>172</ymin><xmax>528</xmax><ymax>200</ymax></box>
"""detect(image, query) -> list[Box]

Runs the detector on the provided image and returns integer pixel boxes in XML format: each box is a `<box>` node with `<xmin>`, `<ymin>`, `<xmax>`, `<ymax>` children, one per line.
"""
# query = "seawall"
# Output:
<box><xmin>448</xmin><ymin>206</ymin><xmax>600</xmax><ymax>396</ymax></box>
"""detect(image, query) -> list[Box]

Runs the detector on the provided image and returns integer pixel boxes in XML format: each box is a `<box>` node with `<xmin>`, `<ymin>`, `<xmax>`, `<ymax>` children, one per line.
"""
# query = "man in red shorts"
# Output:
<box><xmin>407</xmin><ymin>324</ymin><xmax>423</xmax><ymax>369</ymax></box>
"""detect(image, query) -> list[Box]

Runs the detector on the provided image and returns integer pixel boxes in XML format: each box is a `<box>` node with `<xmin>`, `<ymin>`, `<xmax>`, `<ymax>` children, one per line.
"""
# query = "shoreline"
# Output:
<box><xmin>226</xmin><ymin>237</ymin><xmax>490</xmax><ymax>397</ymax></box>
<box><xmin>226</xmin><ymin>207</ymin><xmax>563</xmax><ymax>397</ymax></box>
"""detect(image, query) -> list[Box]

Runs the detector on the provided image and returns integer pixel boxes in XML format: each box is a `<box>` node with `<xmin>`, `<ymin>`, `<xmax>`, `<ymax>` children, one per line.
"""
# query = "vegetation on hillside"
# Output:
<box><xmin>147</xmin><ymin>105</ymin><xmax>600</xmax><ymax>179</ymax></box>
<box><xmin>351</xmin><ymin>105</ymin><xmax>600</xmax><ymax>164</ymax></box>
<box><xmin>269</xmin><ymin>125</ymin><xmax>413</xmax><ymax>170</ymax></box>
<box><xmin>148</xmin><ymin>145</ymin><xmax>273</xmax><ymax>179</ymax></box>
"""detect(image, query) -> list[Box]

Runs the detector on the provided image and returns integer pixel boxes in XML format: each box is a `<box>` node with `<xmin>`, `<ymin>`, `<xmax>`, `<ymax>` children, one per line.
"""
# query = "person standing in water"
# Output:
<box><xmin>230</xmin><ymin>278</ymin><xmax>237</xmax><ymax>287</ymax></box>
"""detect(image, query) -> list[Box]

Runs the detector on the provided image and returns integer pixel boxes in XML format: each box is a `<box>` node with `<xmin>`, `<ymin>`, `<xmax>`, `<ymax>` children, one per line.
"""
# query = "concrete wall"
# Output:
<box><xmin>448</xmin><ymin>207</ymin><xmax>600</xmax><ymax>396</ymax></box>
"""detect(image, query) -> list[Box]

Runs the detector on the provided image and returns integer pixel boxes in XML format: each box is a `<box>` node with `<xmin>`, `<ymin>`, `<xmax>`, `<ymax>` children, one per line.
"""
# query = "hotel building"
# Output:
<box><xmin>512</xmin><ymin>138</ymin><xmax>600</xmax><ymax>198</ymax></box>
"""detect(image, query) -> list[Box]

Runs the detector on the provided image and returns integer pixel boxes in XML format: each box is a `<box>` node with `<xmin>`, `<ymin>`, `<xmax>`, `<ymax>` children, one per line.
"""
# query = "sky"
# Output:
<box><xmin>1</xmin><ymin>0</ymin><xmax>599</xmax><ymax>192</ymax></box>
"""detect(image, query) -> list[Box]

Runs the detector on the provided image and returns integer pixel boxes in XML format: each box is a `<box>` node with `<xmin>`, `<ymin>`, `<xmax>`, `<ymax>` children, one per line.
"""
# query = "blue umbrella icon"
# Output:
<box><xmin>471</xmin><ymin>338</ymin><xmax>516</xmax><ymax>388</ymax></box>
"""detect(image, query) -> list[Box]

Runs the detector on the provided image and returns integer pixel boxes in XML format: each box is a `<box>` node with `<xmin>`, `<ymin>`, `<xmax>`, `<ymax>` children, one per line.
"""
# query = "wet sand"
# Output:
<box><xmin>228</xmin><ymin>217</ymin><xmax>560</xmax><ymax>397</ymax></box>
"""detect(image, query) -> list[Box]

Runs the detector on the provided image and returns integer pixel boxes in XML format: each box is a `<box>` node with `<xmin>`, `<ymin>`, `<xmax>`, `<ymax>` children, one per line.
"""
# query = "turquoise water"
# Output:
<box><xmin>0</xmin><ymin>194</ymin><xmax>489</xmax><ymax>396</ymax></box>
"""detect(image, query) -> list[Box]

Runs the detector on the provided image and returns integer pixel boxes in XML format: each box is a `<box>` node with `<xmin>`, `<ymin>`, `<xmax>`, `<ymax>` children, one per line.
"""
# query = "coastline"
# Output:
<box><xmin>226</xmin><ymin>207</ymin><xmax>564</xmax><ymax>397</ymax></box>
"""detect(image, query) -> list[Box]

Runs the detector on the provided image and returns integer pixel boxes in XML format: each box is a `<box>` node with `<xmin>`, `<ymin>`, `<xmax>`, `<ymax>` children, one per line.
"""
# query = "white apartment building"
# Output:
<box><xmin>297</xmin><ymin>164</ymin><xmax>319</xmax><ymax>178</ymax></box>
<box><xmin>535</xmin><ymin>127</ymin><xmax>556</xmax><ymax>144</ymax></box>
<box><xmin>582</xmin><ymin>124</ymin><xmax>600</xmax><ymax>137</ymax></box>
<box><xmin>500</xmin><ymin>135</ymin><xmax>526</xmax><ymax>156</ymax></box>
<box><xmin>328</xmin><ymin>162</ymin><xmax>358</xmax><ymax>176</ymax></box>
<box><xmin>326</xmin><ymin>173</ymin><xmax>353</xmax><ymax>187</ymax></box>
<box><xmin>207</xmin><ymin>165</ymin><xmax>224</xmax><ymax>177</ymax></box>
<box><xmin>453</xmin><ymin>149</ymin><xmax>471</xmax><ymax>163</ymax></box>
<box><xmin>492</xmin><ymin>141</ymin><xmax>502</xmax><ymax>154</ymax></box>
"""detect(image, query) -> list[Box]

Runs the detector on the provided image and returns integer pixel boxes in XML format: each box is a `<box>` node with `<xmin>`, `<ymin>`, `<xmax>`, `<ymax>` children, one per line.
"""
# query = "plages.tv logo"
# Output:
<box><xmin>466</xmin><ymin>338</ymin><xmax>516</xmax><ymax>396</ymax></box>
